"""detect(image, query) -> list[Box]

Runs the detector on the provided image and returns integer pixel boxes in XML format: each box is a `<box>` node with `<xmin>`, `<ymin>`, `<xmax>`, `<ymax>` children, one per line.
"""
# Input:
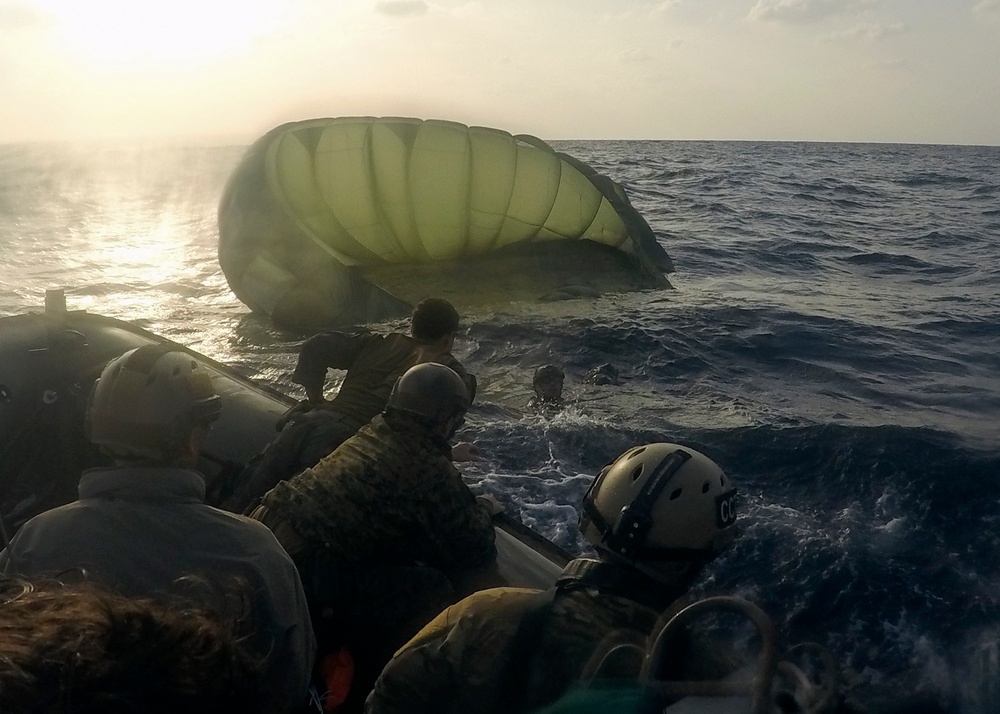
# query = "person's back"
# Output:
<box><xmin>366</xmin><ymin>575</ymin><xmax>666</xmax><ymax>714</ymax></box>
<box><xmin>0</xmin><ymin>346</ymin><xmax>315</xmax><ymax>714</ymax></box>
<box><xmin>260</xmin><ymin>411</ymin><xmax>496</xmax><ymax>569</ymax></box>
<box><xmin>366</xmin><ymin>442</ymin><xmax>739</xmax><ymax>714</ymax></box>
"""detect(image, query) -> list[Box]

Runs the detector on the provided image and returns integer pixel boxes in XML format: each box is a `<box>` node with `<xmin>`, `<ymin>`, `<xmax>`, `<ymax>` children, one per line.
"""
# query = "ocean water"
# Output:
<box><xmin>2</xmin><ymin>138</ymin><xmax>999</xmax><ymax>712</ymax></box>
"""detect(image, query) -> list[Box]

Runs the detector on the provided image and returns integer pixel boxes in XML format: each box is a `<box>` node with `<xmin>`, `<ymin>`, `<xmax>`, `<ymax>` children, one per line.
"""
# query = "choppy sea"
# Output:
<box><xmin>1</xmin><ymin>138</ymin><xmax>998</xmax><ymax>713</ymax></box>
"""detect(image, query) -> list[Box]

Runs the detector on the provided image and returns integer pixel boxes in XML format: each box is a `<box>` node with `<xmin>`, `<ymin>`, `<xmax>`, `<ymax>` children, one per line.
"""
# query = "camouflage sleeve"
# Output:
<box><xmin>419</xmin><ymin>460</ymin><xmax>496</xmax><ymax>569</ymax></box>
<box><xmin>366</xmin><ymin>588</ymin><xmax>536</xmax><ymax>714</ymax></box>
<box><xmin>364</xmin><ymin>618</ymin><xmax>462</xmax><ymax>714</ymax></box>
<box><xmin>291</xmin><ymin>332</ymin><xmax>370</xmax><ymax>399</ymax></box>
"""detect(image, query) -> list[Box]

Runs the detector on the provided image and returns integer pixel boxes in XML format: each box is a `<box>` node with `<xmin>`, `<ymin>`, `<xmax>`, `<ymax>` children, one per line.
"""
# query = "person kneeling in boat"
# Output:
<box><xmin>365</xmin><ymin>442</ymin><xmax>739</xmax><ymax>714</ymax></box>
<box><xmin>0</xmin><ymin>346</ymin><xmax>316</xmax><ymax>714</ymax></box>
<box><xmin>224</xmin><ymin>297</ymin><xmax>479</xmax><ymax>514</ymax></box>
<box><xmin>251</xmin><ymin>362</ymin><xmax>502</xmax><ymax>712</ymax></box>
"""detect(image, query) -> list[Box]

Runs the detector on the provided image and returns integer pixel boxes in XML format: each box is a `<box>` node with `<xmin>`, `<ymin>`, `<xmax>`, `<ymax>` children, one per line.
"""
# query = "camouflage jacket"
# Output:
<box><xmin>365</xmin><ymin>575</ymin><xmax>661</xmax><ymax>714</ymax></box>
<box><xmin>291</xmin><ymin>331</ymin><xmax>475</xmax><ymax>431</ymax></box>
<box><xmin>260</xmin><ymin>413</ymin><xmax>496</xmax><ymax>569</ymax></box>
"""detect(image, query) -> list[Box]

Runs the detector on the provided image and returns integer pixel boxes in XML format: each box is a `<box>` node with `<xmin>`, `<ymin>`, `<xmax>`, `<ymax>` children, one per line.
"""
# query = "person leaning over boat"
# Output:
<box><xmin>365</xmin><ymin>443</ymin><xmax>739</xmax><ymax>714</ymax></box>
<box><xmin>224</xmin><ymin>296</ymin><xmax>479</xmax><ymax>515</ymax></box>
<box><xmin>0</xmin><ymin>346</ymin><xmax>316</xmax><ymax>714</ymax></box>
<box><xmin>250</xmin><ymin>361</ymin><xmax>502</xmax><ymax>711</ymax></box>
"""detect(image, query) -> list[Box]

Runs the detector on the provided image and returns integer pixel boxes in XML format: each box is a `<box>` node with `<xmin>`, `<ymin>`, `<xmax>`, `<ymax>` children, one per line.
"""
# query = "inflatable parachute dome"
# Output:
<box><xmin>218</xmin><ymin>117</ymin><xmax>674</xmax><ymax>332</ymax></box>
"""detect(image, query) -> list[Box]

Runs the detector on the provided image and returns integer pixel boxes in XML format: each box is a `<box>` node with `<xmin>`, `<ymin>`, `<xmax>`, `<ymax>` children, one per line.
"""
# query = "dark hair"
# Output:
<box><xmin>410</xmin><ymin>298</ymin><xmax>460</xmax><ymax>341</ymax></box>
<box><xmin>533</xmin><ymin>364</ymin><xmax>565</xmax><ymax>385</ymax></box>
<box><xmin>0</xmin><ymin>578</ymin><xmax>269</xmax><ymax>714</ymax></box>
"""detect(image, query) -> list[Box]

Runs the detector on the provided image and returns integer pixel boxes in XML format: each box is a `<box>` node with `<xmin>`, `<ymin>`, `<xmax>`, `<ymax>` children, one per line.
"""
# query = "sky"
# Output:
<box><xmin>1</xmin><ymin>0</ymin><xmax>998</xmax><ymax>146</ymax></box>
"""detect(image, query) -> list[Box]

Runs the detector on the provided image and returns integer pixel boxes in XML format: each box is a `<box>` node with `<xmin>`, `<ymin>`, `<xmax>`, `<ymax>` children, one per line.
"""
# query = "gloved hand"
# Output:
<box><xmin>476</xmin><ymin>493</ymin><xmax>504</xmax><ymax>517</ymax></box>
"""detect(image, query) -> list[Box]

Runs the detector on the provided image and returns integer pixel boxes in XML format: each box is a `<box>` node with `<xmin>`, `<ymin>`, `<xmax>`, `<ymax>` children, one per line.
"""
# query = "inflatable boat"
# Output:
<box><xmin>0</xmin><ymin>290</ymin><xmax>570</xmax><ymax>589</ymax></box>
<box><xmin>0</xmin><ymin>292</ymin><xmax>860</xmax><ymax>713</ymax></box>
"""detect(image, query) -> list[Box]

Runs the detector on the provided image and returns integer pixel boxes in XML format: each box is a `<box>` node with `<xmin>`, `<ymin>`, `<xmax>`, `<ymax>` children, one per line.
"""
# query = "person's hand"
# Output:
<box><xmin>275</xmin><ymin>399</ymin><xmax>313</xmax><ymax>431</ymax></box>
<box><xmin>451</xmin><ymin>441</ymin><xmax>482</xmax><ymax>462</ymax></box>
<box><xmin>476</xmin><ymin>493</ymin><xmax>504</xmax><ymax>517</ymax></box>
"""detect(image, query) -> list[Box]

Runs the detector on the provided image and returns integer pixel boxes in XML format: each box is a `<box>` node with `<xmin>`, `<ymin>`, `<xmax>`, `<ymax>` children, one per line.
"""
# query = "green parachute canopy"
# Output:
<box><xmin>218</xmin><ymin>117</ymin><xmax>673</xmax><ymax>332</ymax></box>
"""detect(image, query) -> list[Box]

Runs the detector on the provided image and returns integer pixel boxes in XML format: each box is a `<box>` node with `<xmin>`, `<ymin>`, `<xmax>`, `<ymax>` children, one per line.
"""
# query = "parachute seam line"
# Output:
<box><xmin>574</xmin><ymin>158</ymin><xmax>622</xmax><ymax>249</ymax></box>
<box><xmin>407</xmin><ymin>121</ymin><xmax>438</xmax><ymax>263</ymax></box>
<box><xmin>461</xmin><ymin>128</ymin><xmax>472</xmax><ymax>256</ymax></box>
<box><xmin>310</xmin><ymin>122</ymin><xmax>387</xmax><ymax>264</ymax></box>
<box><xmin>492</xmin><ymin>134</ymin><xmax>520</xmax><ymax>250</ymax></box>
<box><xmin>367</xmin><ymin>122</ymin><xmax>411</xmax><ymax>263</ymax></box>
<box><xmin>265</xmin><ymin>133</ymin><xmax>361</xmax><ymax>267</ymax></box>
<box><xmin>537</xmin><ymin>149</ymin><xmax>568</xmax><ymax>243</ymax></box>
<box><xmin>556</xmin><ymin>152</ymin><xmax>604</xmax><ymax>241</ymax></box>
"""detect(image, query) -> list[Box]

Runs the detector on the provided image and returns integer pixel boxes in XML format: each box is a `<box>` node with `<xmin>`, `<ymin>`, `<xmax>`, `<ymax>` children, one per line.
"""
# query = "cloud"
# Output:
<box><xmin>749</xmin><ymin>0</ymin><xmax>873</xmax><ymax>24</ymax></box>
<box><xmin>824</xmin><ymin>21</ymin><xmax>906</xmax><ymax>42</ymax></box>
<box><xmin>0</xmin><ymin>2</ymin><xmax>54</xmax><ymax>32</ymax></box>
<box><xmin>973</xmin><ymin>0</ymin><xmax>1000</xmax><ymax>17</ymax></box>
<box><xmin>374</xmin><ymin>0</ymin><xmax>429</xmax><ymax>17</ymax></box>
<box><xmin>621</xmin><ymin>48</ymin><xmax>653</xmax><ymax>64</ymax></box>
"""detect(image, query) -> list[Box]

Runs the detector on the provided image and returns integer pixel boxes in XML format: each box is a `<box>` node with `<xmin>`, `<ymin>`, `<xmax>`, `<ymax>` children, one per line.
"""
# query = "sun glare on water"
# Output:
<box><xmin>31</xmin><ymin>0</ymin><xmax>294</xmax><ymax>68</ymax></box>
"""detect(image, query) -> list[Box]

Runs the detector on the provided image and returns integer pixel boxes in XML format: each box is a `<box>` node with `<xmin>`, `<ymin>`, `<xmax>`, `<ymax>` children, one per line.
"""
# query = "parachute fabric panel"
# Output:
<box><xmin>218</xmin><ymin>117</ymin><xmax>673</xmax><ymax>332</ymax></box>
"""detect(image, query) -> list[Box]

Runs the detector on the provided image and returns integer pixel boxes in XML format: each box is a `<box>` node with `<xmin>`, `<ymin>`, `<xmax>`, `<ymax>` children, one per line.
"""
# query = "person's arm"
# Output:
<box><xmin>365</xmin><ymin>600</ymin><xmax>482</xmax><ymax>714</ymax></box>
<box><xmin>420</xmin><ymin>461</ymin><xmax>497</xmax><ymax>570</ymax></box>
<box><xmin>291</xmin><ymin>332</ymin><xmax>368</xmax><ymax>402</ymax></box>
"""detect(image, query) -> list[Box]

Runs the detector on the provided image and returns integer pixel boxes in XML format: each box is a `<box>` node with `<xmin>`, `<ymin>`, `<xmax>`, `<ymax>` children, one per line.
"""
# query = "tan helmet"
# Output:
<box><xmin>580</xmin><ymin>443</ymin><xmax>738</xmax><ymax>567</ymax></box>
<box><xmin>87</xmin><ymin>346</ymin><xmax>222</xmax><ymax>461</ymax></box>
<box><xmin>386</xmin><ymin>362</ymin><xmax>469</xmax><ymax>427</ymax></box>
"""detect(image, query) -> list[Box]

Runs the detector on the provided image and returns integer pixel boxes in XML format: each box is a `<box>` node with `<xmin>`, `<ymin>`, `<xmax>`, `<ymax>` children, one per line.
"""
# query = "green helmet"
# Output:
<box><xmin>580</xmin><ymin>443</ymin><xmax>738</xmax><ymax>571</ymax></box>
<box><xmin>87</xmin><ymin>346</ymin><xmax>222</xmax><ymax>461</ymax></box>
<box><xmin>386</xmin><ymin>362</ymin><xmax>469</xmax><ymax>427</ymax></box>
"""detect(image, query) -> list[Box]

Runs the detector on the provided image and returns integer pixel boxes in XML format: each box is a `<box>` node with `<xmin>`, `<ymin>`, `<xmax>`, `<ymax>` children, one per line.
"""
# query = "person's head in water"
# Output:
<box><xmin>0</xmin><ymin>578</ymin><xmax>269</xmax><ymax>714</ymax></box>
<box><xmin>584</xmin><ymin>363</ymin><xmax>619</xmax><ymax>386</ymax></box>
<box><xmin>532</xmin><ymin>364</ymin><xmax>565</xmax><ymax>403</ymax></box>
<box><xmin>410</xmin><ymin>298</ymin><xmax>460</xmax><ymax>343</ymax></box>
<box><xmin>86</xmin><ymin>345</ymin><xmax>222</xmax><ymax>466</ymax></box>
<box><xmin>579</xmin><ymin>442</ymin><xmax>738</xmax><ymax>598</ymax></box>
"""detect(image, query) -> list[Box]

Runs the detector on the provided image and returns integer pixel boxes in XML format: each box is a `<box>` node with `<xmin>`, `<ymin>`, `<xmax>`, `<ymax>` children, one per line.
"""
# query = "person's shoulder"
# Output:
<box><xmin>205</xmin><ymin>506</ymin><xmax>284</xmax><ymax>539</ymax></box>
<box><xmin>403</xmin><ymin>587</ymin><xmax>542</xmax><ymax>650</ymax></box>
<box><xmin>12</xmin><ymin>500</ymin><xmax>85</xmax><ymax>533</ymax></box>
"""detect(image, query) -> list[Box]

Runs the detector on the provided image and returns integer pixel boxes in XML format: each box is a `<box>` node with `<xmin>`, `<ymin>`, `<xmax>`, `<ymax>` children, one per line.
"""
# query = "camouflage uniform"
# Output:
<box><xmin>224</xmin><ymin>330</ymin><xmax>475</xmax><ymax>514</ymax></box>
<box><xmin>257</xmin><ymin>411</ymin><xmax>494</xmax><ymax>570</ymax></box>
<box><xmin>292</xmin><ymin>331</ymin><xmax>475</xmax><ymax>427</ymax></box>
<box><xmin>365</xmin><ymin>566</ymin><xmax>661</xmax><ymax>714</ymax></box>
<box><xmin>253</xmin><ymin>410</ymin><xmax>497</xmax><ymax>711</ymax></box>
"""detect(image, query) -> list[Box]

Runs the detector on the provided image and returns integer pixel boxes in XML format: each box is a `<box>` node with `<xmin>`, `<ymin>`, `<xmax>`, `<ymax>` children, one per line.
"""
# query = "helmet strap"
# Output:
<box><xmin>583</xmin><ymin>449</ymin><xmax>692</xmax><ymax>559</ymax></box>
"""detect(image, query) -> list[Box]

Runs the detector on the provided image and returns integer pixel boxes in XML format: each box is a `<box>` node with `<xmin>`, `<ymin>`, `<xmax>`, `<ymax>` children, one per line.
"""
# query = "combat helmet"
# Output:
<box><xmin>87</xmin><ymin>345</ymin><xmax>222</xmax><ymax>461</ymax></box>
<box><xmin>580</xmin><ymin>443</ymin><xmax>738</xmax><ymax>576</ymax></box>
<box><xmin>386</xmin><ymin>362</ymin><xmax>469</xmax><ymax>431</ymax></box>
